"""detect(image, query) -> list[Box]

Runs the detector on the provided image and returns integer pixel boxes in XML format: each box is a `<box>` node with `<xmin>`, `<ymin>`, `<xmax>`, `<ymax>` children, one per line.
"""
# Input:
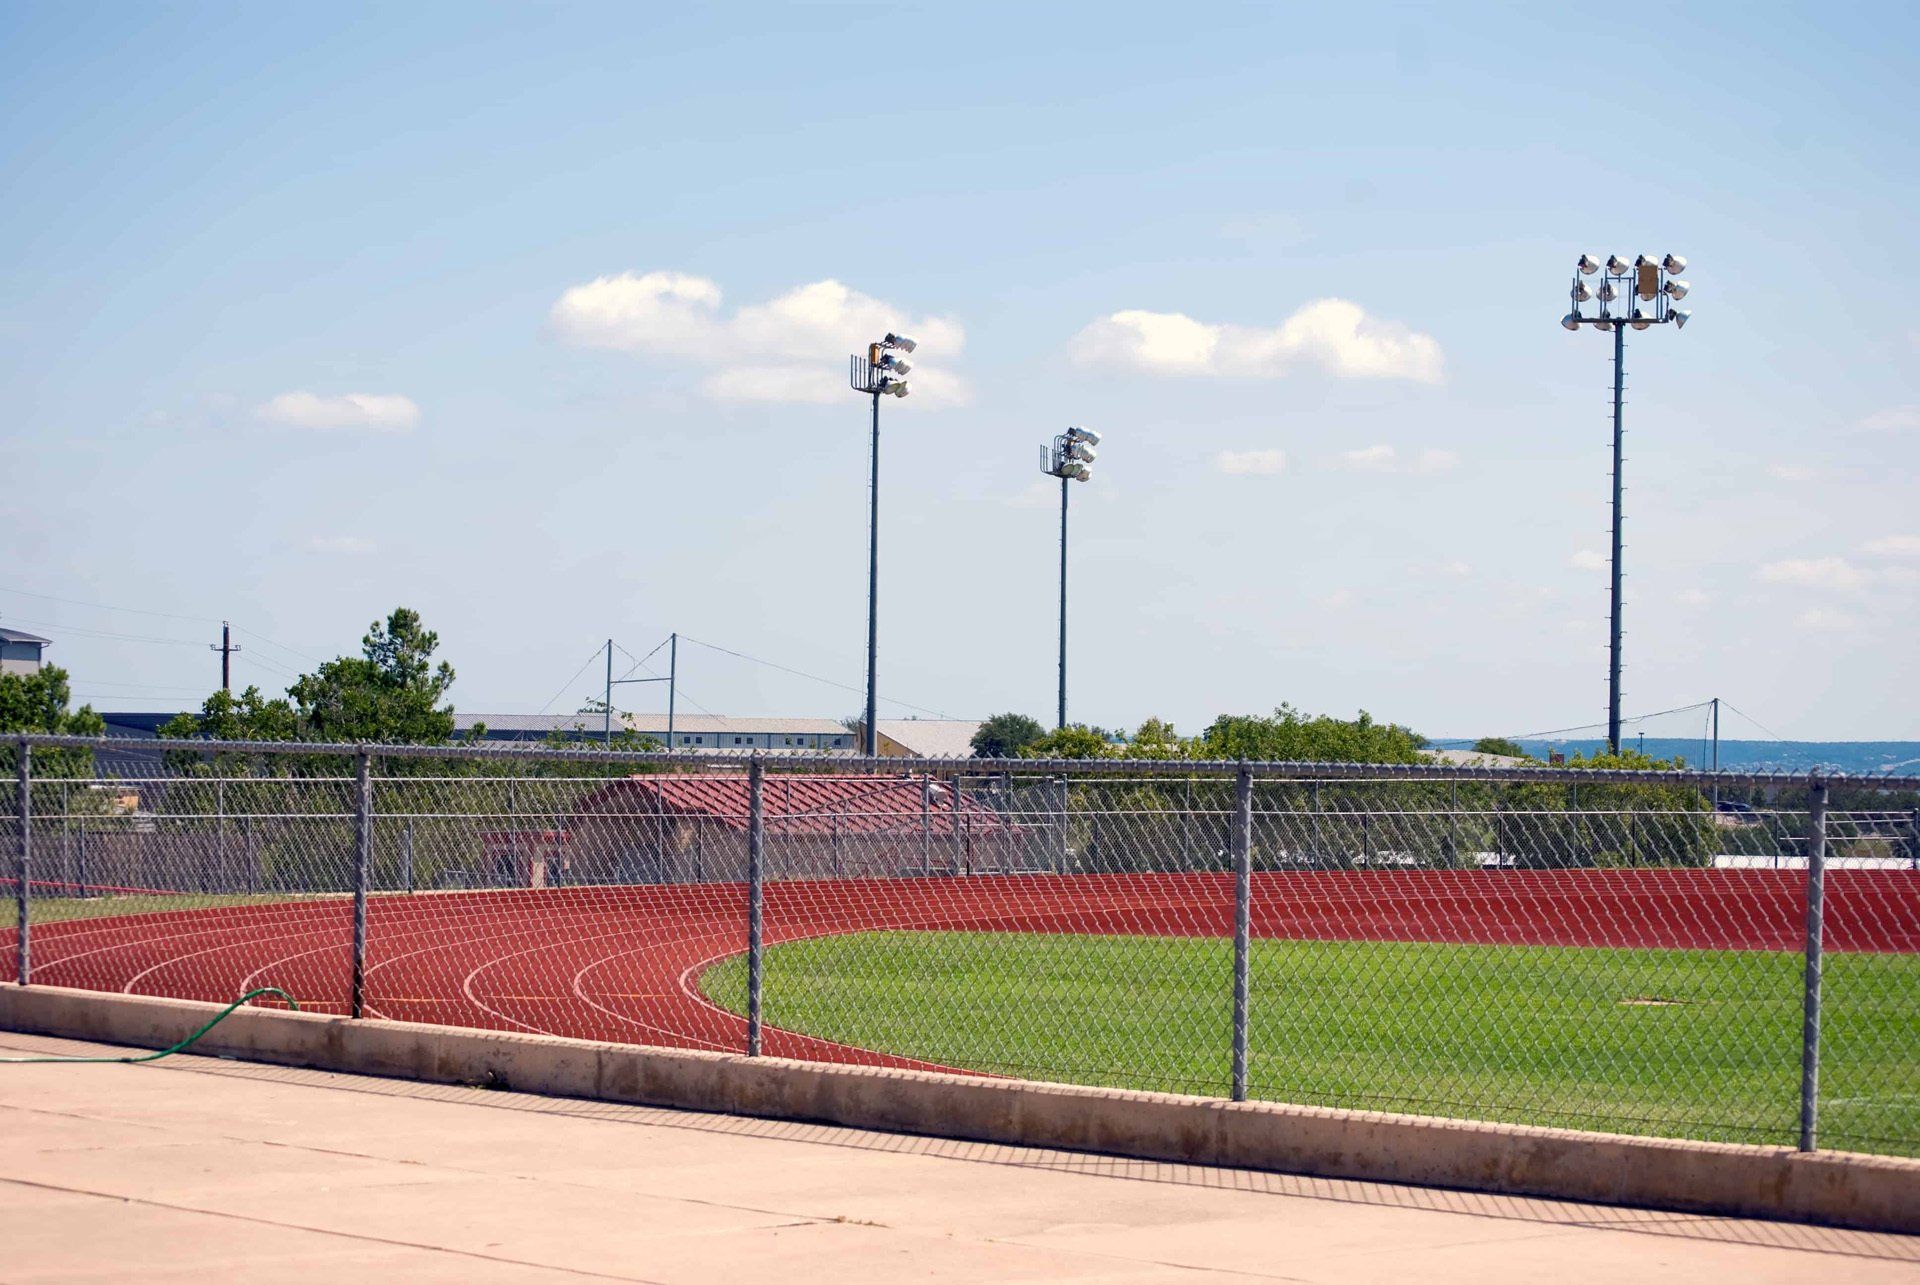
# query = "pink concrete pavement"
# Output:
<box><xmin>0</xmin><ymin>1030</ymin><xmax>1913</xmax><ymax>1284</ymax></box>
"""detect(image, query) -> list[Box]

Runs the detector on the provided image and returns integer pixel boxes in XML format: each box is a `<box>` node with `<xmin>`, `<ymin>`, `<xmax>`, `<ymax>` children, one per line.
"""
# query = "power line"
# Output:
<box><xmin>0</xmin><ymin>616</ymin><xmax>208</xmax><ymax>647</ymax></box>
<box><xmin>0</xmin><ymin>584</ymin><xmax>215</xmax><ymax>625</ymax></box>
<box><xmin>1720</xmin><ymin>701</ymin><xmax>1789</xmax><ymax>744</ymax></box>
<box><xmin>535</xmin><ymin>644</ymin><xmax>609</xmax><ymax>716</ymax></box>
<box><xmin>678</xmin><ymin>633</ymin><xmax>952</xmax><ymax>719</ymax></box>
<box><xmin>0</xmin><ymin>585</ymin><xmax>325</xmax><ymax>668</ymax></box>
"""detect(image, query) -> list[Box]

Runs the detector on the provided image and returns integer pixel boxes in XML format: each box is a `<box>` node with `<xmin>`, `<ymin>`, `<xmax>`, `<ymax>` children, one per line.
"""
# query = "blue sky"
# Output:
<box><xmin>3</xmin><ymin>4</ymin><xmax>1916</xmax><ymax>740</ymax></box>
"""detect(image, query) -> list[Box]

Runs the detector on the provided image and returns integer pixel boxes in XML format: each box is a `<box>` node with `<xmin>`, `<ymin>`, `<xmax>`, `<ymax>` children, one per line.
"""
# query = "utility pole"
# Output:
<box><xmin>606</xmin><ymin>635</ymin><xmax>674</xmax><ymax>748</ymax></box>
<box><xmin>210</xmin><ymin>621</ymin><xmax>241</xmax><ymax>692</ymax></box>
<box><xmin>1711</xmin><ymin>696</ymin><xmax>1721</xmax><ymax>811</ymax></box>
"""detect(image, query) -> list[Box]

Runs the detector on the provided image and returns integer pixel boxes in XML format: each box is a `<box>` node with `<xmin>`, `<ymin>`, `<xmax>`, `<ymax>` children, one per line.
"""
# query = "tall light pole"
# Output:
<box><xmin>849</xmin><ymin>333</ymin><xmax>915</xmax><ymax>756</ymax></box>
<box><xmin>1042</xmin><ymin>426</ymin><xmax>1100</xmax><ymax>730</ymax></box>
<box><xmin>1562</xmin><ymin>252</ymin><xmax>1693</xmax><ymax>754</ymax></box>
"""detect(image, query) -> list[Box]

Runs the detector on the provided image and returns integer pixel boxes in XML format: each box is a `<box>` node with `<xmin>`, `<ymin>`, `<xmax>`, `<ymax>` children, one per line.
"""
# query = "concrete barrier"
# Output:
<box><xmin>3</xmin><ymin>983</ymin><xmax>1915</xmax><ymax>1234</ymax></box>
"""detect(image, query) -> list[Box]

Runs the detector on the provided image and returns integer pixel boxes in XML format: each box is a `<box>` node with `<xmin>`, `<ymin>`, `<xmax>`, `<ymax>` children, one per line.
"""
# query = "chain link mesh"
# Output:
<box><xmin>3</xmin><ymin>738</ymin><xmax>1915</xmax><ymax>1156</ymax></box>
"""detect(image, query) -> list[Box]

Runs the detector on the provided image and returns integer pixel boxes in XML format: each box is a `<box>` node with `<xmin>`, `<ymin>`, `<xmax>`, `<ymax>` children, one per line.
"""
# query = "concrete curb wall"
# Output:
<box><xmin>4</xmin><ymin>984</ymin><xmax>1916</xmax><ymax>1235</ymax></box>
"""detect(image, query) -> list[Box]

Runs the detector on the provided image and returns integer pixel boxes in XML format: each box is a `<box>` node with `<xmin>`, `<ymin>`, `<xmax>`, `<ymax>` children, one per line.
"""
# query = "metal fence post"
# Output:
<box><xmin>1799</xmin><ymin>775</ymin><xmax>1829</xmax><ymax>1152</ymax></box>
<box><xmin>1311</xmin><ymin>780</ymin><xmax>1322</xmax><ymax>868</ymax></box>
<box><xmin>746</xmin><ymin>755</ymin><xmax>765</xmax><ymax>1057</ymax></box>
<box><xmin>920</xmin><ymin>772</ymin><xmax>933</xmax><ymax>876</ymax></box>
<box><xmin>15</xmin><ymin>740</ymin><xmax>30</xmax><ymax>985</ymax></box>
<box><xmin>1231</xmin><ymin>763</ymin><xmax>1253</xmax><ymax>1101</ymax></box>
<box><xmin>402</xmin><ymin>820</ymin><xmax>415</xmax><ymax>893</ymax></box>
<box><xmin>1058</xmin><ymin>776</ymin><xmax>1071</xmax><ymax>873</ymax></box>
<box><xmin>77</xmin><ymin>823</ymin><xmax>89</xmax><ymax>900</ymax></box>
<box><xmin>1909</xmin><ymin>806</ymin><xmax>1919</xmax><ymax>873</ymax></box>
<box><xmin>351</xmin><ymin>748</ymin><xmax>371</xmax><ymax>1019</ymax></box>
<box><xmin>951</xmin><ymin>775</ymin><xmax>966</xmax><ymax>876</ymax></box>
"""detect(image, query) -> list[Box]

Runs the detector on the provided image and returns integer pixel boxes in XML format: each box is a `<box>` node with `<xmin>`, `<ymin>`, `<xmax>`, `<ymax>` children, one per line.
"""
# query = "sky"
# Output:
<box><xmin>2</xmin><ymin>3</ymin><xmax>1917</xmax><ymax>741</ymax></box>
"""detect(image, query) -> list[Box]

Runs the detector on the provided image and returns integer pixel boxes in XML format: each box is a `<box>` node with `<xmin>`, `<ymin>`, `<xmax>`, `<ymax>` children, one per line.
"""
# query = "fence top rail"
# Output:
<box><xmin>15</xmin><ymin>732</ymin><xmax>1920</xmax><ymax>791</ymax></box>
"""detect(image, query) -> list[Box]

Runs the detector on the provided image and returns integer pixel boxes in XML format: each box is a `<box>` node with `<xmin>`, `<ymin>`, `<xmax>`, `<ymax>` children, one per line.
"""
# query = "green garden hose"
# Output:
<box><xmin>0</xmin><ymin>988</ymin><xmax>299</xmax><ymax>1064</ymax></box>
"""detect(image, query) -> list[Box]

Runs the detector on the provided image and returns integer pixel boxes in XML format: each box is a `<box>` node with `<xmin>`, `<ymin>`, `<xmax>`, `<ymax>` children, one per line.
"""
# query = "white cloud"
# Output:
<box><xmin>1861</xmin><ymin>534</ymin><xmax>1920</xmax><ymax>558</ymax></box>
<box><xmin>1339</xmin><ymin>444</ymin><xmax>1398</xmax><ymax>470</ymax></box>
<box><xmin>1757</xmin><ymin>557</ymin><xmax>1870</xmax><ymax>591</ymax></box>
<box><xmin>258</xmin><ymin>392</ymin><xmax>419</xmax><ymax>431</ymax></box>
<box><xmin>551</xmin><ymin>272</ymin><xmax>967</xmax><ymax>406</ymax></box>
<box><xmin>1438</xmin><ymin>560</ymin><xmax>1472</xmax><ymax>577</ymax></box>
<box><xmin>1569</xmin><ymin>549</ymin><xmax>1607</xmax><ymax>572</ymax></box>
<box><xmin>1796</xmin><ymin>608</ymin><xmax>1858</xmax><ymax>631</ymax></box>
<box><xmin>1215</xmin><ymin>448</ymin><xmax>1287</xmax><ymax>476</ymax></box>
<box><xmin>1070</xmin><ymin>298</ymin><xmax>1443</xmax><ymax>383</ymax></box>
<box><xmin>1333</xmin><ymin>444</ymin><xmax>1457</xmax><ymax>473</ymax></box>
<box><xmin>1319</xmin><ymin>588</ymin><xmax>1356</xmax><ymax>609</ymax></box>
<box><xmin>304</xmin><ymin>536</ymin><xmax>376</xmax><ymax>555</ymax></box>
<box><xmin>1766</xmin><ymin>463</ymin><xmax>1819</xmax><ymax>482</ymax></box>
<box><xmin>1860</xmin><ymin>405</ymin><xmax>1920</xmax><ymax>432</ymax></box>
<box><xmin>1676</xmin><ymin>587</ymin><xmax>1711</xmax><ymax>606</ymax></box>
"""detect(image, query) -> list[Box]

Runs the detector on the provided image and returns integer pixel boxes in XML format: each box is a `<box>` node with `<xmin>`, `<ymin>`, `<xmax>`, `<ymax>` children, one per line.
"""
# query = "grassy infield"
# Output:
<box><xmin>704</xmin><ymin>932</ymin><xmax>1920</xmax><ymax>1155</ymax></box>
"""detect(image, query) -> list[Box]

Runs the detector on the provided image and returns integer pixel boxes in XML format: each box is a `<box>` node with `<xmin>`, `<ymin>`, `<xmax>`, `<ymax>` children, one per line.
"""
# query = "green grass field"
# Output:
<box><xmin>2</xmin><ymin>892</ymin><xmax>338</xmax><ymax>929</ymax></box>
<box><xmin>703</xmin><ymin>931</ymin><xmax>1920</xmax><ymax>1155</ymax></box>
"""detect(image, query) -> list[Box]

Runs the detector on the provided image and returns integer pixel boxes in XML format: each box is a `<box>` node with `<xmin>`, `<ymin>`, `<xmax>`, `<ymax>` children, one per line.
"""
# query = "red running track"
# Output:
<box><xmin>6</xmin><ymin>869</ymin><xmax>1916</xmax><ymax>1070</ymax></box>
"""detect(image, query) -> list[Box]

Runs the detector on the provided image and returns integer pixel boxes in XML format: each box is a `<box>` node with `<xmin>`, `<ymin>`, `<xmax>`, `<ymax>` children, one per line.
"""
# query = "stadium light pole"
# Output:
<box><xmin>1562</xmin><ymin>252</ymin><xmax>1693</xmax><ymax>754</ymax></box>
<box><xmin>1042</xmin><ymin>426</ymin><xmax>1100</xmax><ymax>730</ymax></box>
<box><xmin>849</xmin><ymin>333</ymin><xmax>915</xmax><ymax>756</ymax></box>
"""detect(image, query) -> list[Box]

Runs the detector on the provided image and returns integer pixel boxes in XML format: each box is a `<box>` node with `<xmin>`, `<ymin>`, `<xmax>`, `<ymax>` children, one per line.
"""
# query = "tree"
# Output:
<box><xmin>1471</xmin><ymin>736</ymin><xmax>1530</xmax><ymax>759</ymax></box>
<box><xmin>159</xmin><ymin>685</ymin><xmax>299</xmax><ymax>743</ymax></box>
<box><xmin>289</xmin><ymin>608</ymin><xmax>458</xmax><ymax>743</ymax></box>
<box><xmin>1198</xmin><ymin>705</ymin><xmax>1426</xmax><ymax>764</ymax></box>
<box><xmin>1022</xmin><ymin>724</ymin><xmax>1114</xmax><ymax>760</ymax></box>
<box><xmin>971</xmin><ymin>712</ymin><xmax>1046</xmax><ymax>759</ymax></box>
<box><xmin>1121</xmin><ymin>716</ymin><xmax>1193</xmax><ymax>760</ymax></box>
<box><xmin>0</xmin><ymin>664</ymin><xmax>104</xmax><ymax>776</ymax></box>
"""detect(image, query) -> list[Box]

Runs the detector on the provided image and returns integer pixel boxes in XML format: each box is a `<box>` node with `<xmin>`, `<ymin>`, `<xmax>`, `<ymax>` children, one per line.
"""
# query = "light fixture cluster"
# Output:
<box><xmin>1563</xmin><ymin>253</ymin><xmax>1692</xmax><ymax>333</ymax></box>
<box><xmin>1044</xmin><ymin>425</ymin><xmax>1101</xmax><ymax>482</ymax></box>
<box><xmin>850</xmin><ymin>332</ymin><xmax>917</xmax><ymax>397</ymax></box>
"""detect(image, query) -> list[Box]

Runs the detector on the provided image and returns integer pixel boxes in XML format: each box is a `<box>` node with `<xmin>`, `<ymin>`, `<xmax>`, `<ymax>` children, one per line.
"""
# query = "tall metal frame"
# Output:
<box><xmin>1562</xmin><ymin>253</ymin><xmax>1693</xmax><ymax>753</ymax></box>
<box><xmin>1041</xmin><ymin>427</ymin><xmax>1100</xmax><ymax>730</ymax></box>
<box><xmin>849</xmin><ymin>336</ymin><xmax>915</xmax><ymax>756</ymax></box>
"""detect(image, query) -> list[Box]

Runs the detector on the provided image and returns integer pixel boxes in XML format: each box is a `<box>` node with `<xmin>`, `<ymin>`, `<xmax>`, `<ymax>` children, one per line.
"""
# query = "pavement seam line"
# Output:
<box><xmin>0</xmin><ymin>1173</ymin><xmax>674</xmax><ymax>1284</ymax></box>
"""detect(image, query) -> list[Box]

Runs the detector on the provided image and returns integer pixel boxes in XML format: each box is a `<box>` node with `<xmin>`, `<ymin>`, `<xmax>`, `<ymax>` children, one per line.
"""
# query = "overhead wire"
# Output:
<box><xmin>678</xmin><ymin>633</ymin><xmax>952</xmax><ymax>719</ymax></box>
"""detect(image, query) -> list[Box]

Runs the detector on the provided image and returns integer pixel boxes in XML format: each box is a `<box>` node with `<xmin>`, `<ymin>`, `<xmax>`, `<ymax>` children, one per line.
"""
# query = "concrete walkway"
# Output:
<box><xmin>0</xmin><ymin>1031</ymin><xmax>1913</xmax><ymax>1283</ymax></box>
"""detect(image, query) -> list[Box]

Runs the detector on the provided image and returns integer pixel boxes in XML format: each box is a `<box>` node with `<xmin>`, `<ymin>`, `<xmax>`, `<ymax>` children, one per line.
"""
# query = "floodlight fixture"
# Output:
<box><xmin>1571</xmin><ymin>280</ymin><xmax>1593</xmax><ymax>302</ymax></box>
<box><xmin>1562</xmin><ymin>312</ymin><xmax>1581</xmax><ymax>331</ymax></box>
<box><xmin>1662</xmin><ymin>253</ymin><xmax>1687</xmax><ymax>275</ymax></box>
<box><xmin>1606</xmin><ymin>254</ymin><xmax>1631</xmax><ymax>275</ymax></box>
<box><xmin>1577</xmin><ymin>253</ymin><xmax>1602</xmax><ymax>275</ymax></box>
<box><xmin>1663</xmin><ymin>278</ymin><xmax>1689</xmax><ymax>300</ymax></box>
<box><xmin>877</xmin><ymin>353</ymin><xmax>912</xmax><ymax>374</ymax></box>
<box><xmin>1630</xmin><ymin>310</ymin><xmax>1651</xmax><ymax>331</ymax></box>
<box><xmin>1599</xmin><ymin>281</ymin><xmax>1619</xmax><ymax>302</ymax></box>
<box><xmin>1671</xmin><ymin>308</ymin><xmax>1691</xmax><ymax>330</ymax></box>
<box><xmin>882</xmin><ymin>332</ymin><xmax>918</xmax><ymax>353</ymax></box>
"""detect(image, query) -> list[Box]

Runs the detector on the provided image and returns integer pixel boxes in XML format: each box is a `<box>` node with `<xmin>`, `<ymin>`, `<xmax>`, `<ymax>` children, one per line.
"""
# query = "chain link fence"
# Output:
<box><xmin>4</xmin><ymin>734</ymin><xmax>1917</xmax><ymax>1155</ymax></box>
